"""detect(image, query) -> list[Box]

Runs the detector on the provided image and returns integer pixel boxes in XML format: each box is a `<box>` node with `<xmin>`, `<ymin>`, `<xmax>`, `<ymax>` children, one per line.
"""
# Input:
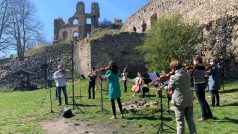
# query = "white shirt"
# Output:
<box><xmin>121</xmin><ymin>72</ymin><xmax>128</xmax><ymax>81</ymax></box>
<box><xmin>53</xmin><ymin>70</ymin><xmax>66</xmax><ymax>87</ymax></box>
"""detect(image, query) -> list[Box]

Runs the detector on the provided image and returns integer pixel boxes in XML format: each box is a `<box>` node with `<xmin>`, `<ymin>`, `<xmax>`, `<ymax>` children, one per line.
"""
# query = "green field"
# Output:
<box><xmin>0</xmin><ymin>79</ymin><xmax>238</xmax><ymax>134</ymax></box>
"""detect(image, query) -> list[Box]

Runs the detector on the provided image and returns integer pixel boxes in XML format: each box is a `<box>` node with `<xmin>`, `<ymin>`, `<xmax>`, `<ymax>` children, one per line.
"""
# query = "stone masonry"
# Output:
<box><xmin>74</xmin><ymin>31</ymin><xmax>145</xmax><ymax>76</ymax></box>
<box><xmin>54</xmin><ymin>2</ymin><xmax>100</xmax><ymax>42</ymax></box>
<box><xmin>122</xmin><ymin>0</ymin><xmax>238</xmax><ymax>77</ymax></box>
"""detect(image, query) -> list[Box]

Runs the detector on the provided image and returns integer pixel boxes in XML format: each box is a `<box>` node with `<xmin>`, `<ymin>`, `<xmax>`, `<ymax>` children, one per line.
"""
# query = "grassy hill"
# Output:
<box><xmin>0</xmin><ymin>79</ymin><xmax>238</xmax><ymax>133</ymax></box>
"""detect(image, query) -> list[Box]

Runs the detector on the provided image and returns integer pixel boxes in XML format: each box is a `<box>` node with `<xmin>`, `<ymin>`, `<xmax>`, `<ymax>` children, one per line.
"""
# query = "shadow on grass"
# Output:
<box><xmin>220</xmin><ymin>88</ymin><xmax>238</xmax><ymax>93</ymax></box>
<box><xmin>68</xmin><ymin>103</ymin><xmax>97</xmax><ymax>107</ymax></box>
<box><xmin>126</xmin><ymin>116</ymin><xmax>173</xmax><ymax>121</ymax></box>
<box><xmin>214</xmin><ymin>117</ymin><xmax>238</xmax><ymax>124</ymax></box>
<box><xmin>222</xmin><ymin>102</ymin><xmax>238</xmax><ymax>107</ymax></box>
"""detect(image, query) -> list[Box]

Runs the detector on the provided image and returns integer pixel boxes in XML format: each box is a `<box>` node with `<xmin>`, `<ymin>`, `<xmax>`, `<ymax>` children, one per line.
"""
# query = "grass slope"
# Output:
<box><xmin>0</xmin><ymin>79</ymin><xmax>238</xmax><ymax>133</ymax></box>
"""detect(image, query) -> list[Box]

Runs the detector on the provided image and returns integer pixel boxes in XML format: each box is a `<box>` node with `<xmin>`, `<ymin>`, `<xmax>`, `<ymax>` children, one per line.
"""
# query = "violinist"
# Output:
<box><xmin>207</xmin><ymin>59</ymin><xmax>221</xmax><ymax>107</ymax></box>
<box><xmin>191</xmin><ymin>55</ymin><xmax>213</xmax><ymax>121</ymax></box>
<box><xmin>101</xmin><ymin>60</ymin><xmax>124</xmax><ymax>119</ymax></box>
<box><xmin>88</xmin><ymin>67</ymin><xmax>97</xmax><ymax>99</ymax></box>
<box><xmin>168</xmin><ymin>59</ymin><xmax>197</xmax><ymax>134</ymax></box>
<box><xmin>132</xmin><ymin>72</ymin><xmax>143</xmax><ymax>96</ymax></box>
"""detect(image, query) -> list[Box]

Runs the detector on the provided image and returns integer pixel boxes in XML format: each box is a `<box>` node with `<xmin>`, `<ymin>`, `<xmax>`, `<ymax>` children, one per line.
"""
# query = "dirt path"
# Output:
<box><xmin>41</xmin><ymin>118</ymin><xmax>137</xmax><ymax>134</ymax></box>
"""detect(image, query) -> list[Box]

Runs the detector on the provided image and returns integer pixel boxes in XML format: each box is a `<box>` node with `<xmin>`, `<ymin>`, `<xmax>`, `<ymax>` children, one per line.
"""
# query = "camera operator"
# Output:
<box><xmin>53</xmin><ymin>65</ymin><xmax>68</xmax><ymax>106</ymax></box>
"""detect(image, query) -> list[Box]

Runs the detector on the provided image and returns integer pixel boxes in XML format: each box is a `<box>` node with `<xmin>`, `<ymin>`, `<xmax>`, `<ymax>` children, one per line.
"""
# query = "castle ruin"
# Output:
<box><xmin>53</xmin><ymin>2</ymin><xmax>100</xmax><ymax>42</ymax></box>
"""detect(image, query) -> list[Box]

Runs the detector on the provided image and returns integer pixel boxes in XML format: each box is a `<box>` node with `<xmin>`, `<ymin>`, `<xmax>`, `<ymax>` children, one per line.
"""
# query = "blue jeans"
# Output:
<box><xmin>57</xmin><ymin>86</ymin><xmax>68</xmax><ymax>105</ymax></box>
<box><xmin>194</xmin><ymin>83</ymin><xmax>213</xmax><ymax>119</ymax></box>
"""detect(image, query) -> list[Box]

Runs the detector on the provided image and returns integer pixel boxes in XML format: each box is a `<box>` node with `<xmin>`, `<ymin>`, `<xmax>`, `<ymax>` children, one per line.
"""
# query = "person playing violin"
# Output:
<box><xmin>132</xmin><ymin>72</ymin><xmax>143</xmax><ymax>96</ymax></box>
<box><xmin>191</xmin><ymin>55</ymin><xmax>213</xmax><ymax>121</ymax></box>
<box><xmin>168</xmin><ymin>59</ymin><xmax>197</xmax><ymax>134</ymax></box>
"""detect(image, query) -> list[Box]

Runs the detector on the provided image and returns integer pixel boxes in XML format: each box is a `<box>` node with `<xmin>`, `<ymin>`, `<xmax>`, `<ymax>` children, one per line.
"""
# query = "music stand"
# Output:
<box><xmin>148</xmin><ymin>73</ymin><xmax>176</xmax><ymax>133</ymax></box>
<box><xmin>96</xmin><ymin>76</ymin><xmax>109</xmax><ymax>113</ymax></box>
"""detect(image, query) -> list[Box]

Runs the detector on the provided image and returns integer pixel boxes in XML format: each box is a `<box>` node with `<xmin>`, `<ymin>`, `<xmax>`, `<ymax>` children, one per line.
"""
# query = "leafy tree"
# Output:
<box><xmin>138</xmin><ymin>14</ymin><xmax>200</xmax><ymax>71</ymax></box>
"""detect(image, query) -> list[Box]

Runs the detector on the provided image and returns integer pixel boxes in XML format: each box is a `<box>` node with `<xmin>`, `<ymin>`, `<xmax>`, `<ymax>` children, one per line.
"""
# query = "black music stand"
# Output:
<box><xmin>96</xmin><ymin>76</ymin><xmax>109</xmax><ymax>113</ymax></box>
<box><xmin>153</xmin><ymin>84</ymin><xmax>176</xmax><ymax>134</ymax></box>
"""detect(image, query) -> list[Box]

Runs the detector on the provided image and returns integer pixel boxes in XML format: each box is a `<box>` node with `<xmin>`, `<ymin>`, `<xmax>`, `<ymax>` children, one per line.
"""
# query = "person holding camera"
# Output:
<box><xmin>53</xmin><ymin>65</ymin><xmax>68</xmax><ymax>106</ymax></box>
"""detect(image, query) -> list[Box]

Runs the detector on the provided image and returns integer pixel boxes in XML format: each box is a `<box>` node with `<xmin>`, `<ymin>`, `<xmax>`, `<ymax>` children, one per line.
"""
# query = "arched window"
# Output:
<box><xmin>132</xmin><ymin>26</ymin><xmax>137</xmax><ymax>32</ymax></box>
<box><xmin>63</xmin><ymin>31</ymin><xmax>68</xmax><ymax>40</ymax></box>
<box><xmin>73</xmin><ymin>18</ymin><xmax>79</xmax><ymax>25</ymax></box>
<box><xmin>150</xmin><ymin>13</ymin><xmax>157</xmax><ymax>28</ymax></box>
<box><xmin>73</xmin><ymin>31</ymin><xmax>79</xmax><ymax>40</ymax></box>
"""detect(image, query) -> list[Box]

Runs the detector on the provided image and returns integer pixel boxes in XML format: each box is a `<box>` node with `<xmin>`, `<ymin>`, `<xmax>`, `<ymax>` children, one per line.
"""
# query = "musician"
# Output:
<box><xmin>207</xmin><ymin>59</ymin><xmax>221</xmax><ymax>107</ymax></box>
<box><xmin>132</xmin><ymin>72</ymin><xmax>143</xmax><ymax>96</ymax></box>
<box><xmin>88</xmin><ymin>67</ymin><xmax>97</xmax><ymax>99</ymax></box>
<box><xmin>191</xmin><ymin>55</ymin><xmax>213</xmax><ymax>121</ymax></box>
<box><xmin>53</xmin><ymin>65</ymin><xmax>68</xmax><ymax>106</ymax></box>
<box><xmin>102</xmin><ymin>60</ymin><xmax>124</xmax><ymax>119</ymax></box>
<box><xmin>168</xmin><ymin>59</ymin><xmax>197</xmax><ymax>134</ymax></box>
<box><xmin>121</xmin><ymin>67</ymin><xmax>128</xmax><ymax>92</ymax></box>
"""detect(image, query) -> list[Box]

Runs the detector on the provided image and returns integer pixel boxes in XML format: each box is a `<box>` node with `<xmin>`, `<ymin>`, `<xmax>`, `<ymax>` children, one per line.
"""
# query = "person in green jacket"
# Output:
<box><xmin>102</xmin><ymin>60</ymin><xmax>124</xmax><ymax>119</ymax></box>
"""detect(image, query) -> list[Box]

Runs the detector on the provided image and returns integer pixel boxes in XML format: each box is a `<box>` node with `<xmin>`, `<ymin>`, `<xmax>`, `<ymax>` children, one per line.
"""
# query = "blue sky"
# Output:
<box><xmin>30</xmin><ymin>0</ymin><xmax>149</xmax><ymax>42</ymax></box>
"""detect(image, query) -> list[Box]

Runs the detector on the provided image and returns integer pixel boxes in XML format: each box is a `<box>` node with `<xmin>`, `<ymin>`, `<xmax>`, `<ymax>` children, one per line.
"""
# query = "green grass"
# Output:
<box><xmin>0</xmin><ymin>79</ymin><xmax>238</xmax><ymax>133</ymax></box>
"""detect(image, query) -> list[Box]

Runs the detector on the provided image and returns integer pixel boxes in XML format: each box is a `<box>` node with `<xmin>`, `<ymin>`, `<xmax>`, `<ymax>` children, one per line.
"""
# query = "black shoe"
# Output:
<box><xmin>210</xmin><ymin>104</ymin><xmax>215</xmax><ymax>107</ymax></box>
<box><xmin>57</xmin><ymin>103</ymin><xmax>62</xmax><ymax>106</ymax></box>
<box><xmin>216</xmin><ymin>104</ymin><xmax>220</xmax><ymax>107</ymax></box>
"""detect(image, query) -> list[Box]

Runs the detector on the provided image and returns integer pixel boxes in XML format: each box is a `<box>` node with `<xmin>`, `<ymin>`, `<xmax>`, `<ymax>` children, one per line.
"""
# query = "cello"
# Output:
<box><xmin>132</xmin><ymin>77</ymin><xmax>142</xmax><ymax>93</ymax></box>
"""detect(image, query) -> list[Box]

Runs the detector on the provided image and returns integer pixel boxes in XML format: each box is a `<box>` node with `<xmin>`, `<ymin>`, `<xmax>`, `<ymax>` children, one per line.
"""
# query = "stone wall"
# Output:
<box><xmin>75</xmin><ymin>31</ymin><xmax>145</xmax><ymax>76</ymax></box>
<box><xmin>122</xmin><ymin>0</ymin><xmax>238</xmax><ymax>77</ymax></box>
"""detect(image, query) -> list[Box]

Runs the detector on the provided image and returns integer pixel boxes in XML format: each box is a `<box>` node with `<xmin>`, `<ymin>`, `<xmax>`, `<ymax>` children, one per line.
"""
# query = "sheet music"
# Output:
<box><xmin>148</xmin><ymin>73</ymin><xmax>159</xmax><ymax>85</ymax></box>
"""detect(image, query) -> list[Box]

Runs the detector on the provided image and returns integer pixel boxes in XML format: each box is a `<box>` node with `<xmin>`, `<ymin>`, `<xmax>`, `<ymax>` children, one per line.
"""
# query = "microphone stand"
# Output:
<box><xmin>96</xmin><ymin>73</ymin><xmax>109</xmax><ymax>113</ymax></box>
<box><xmin>69</xmin><ymin>41</ymin><xmax>83</xmax><ymax>113</ymax></box>
<box><xmin>43</xmin><ymin>56</ymin><xmax>56</xmax><ymax>116</ymax></box>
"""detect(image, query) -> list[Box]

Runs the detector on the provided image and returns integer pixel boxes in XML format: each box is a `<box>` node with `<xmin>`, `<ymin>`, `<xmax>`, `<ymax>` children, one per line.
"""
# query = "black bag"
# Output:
<box><xmin>61</xmin><ymin>107</ymin><xmax>73</xmax><ymax>118</ymax></box>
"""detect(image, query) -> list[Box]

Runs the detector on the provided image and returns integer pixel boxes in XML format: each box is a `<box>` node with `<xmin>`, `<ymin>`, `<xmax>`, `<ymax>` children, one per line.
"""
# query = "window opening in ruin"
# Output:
<box><xmin>73</xmin><ymin>18</ymin><xmax>79</xmax><ymax>25</ymax></box>
<box><xmin>142</xmin><ymin>20</ymin><xmax>147</xmax><ymax>32</ymax></box>
<box><xmin>63</xmin><ymin>31</ymin><xmax>68</xmax><ymax>40</ymax></box>
<box><xmin>86</xmin><ymin>18</ymin><xmax>91</xmax><ymax>24</ymax></box>
<box><xmin>133</xmin><ymin>26</ymin><xmax>137</xmax><ymax>32</ymax></box>
<box><xmin>150</xmin><ymin>13</ymin><xmax>157</xmax><ymax>28</ymax></box>
<box><xmin>73</xmin><ymin>32</ymin><xmax>79</xmax><ymax>40</ymax></box>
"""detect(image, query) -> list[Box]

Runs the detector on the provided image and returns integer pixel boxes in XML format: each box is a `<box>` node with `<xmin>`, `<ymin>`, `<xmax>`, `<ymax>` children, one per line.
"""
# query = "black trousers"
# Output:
<box><xmin>194</xmin><ymin>83</ymin><xmax>213</xmax><ymax>119</ymax></box>
<box><xmin>111</xmin><ymin>98</ymin><xmax>123</xmax><ymax>116</ymax></box>
<box><xmin>123</xmin><ymin>80</ymin><xmax>127</xmax><ymax>92</ymax></box>
<box><xmin>88</xmin><ymin>82</ymin><xmax>95</xmax><ymax>99</ymax></box>
<box><xmin>210</xmin><ymin>90</ymin><xmax>220</xmax><ymax>106</ymax></box>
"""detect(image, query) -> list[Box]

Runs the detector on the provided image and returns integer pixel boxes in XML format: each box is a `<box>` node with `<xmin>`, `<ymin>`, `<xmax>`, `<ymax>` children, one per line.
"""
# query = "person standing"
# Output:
<box><xmin>207</xmin><ymin>59</ymin><xmax>221</xmax><ymax>107</ymax></box>
<box><xmin>88</xmin><ymin>67</ymin><xmax>97</xmax><ymax>99</ymax></box>
<box><xmin>168</xmin><ymin>59</ymin><xmax>197</xmax><ymax>134</ymax></box>
<box><xmin>102</xmin><ymin>60</ymin><xmax>124</xmax><ymax>119</ymax></box>
<box><xmin>191</xmin><ymin>55</ymin><xmax>213</xmax><ymax>121</ymax></box>
<box><xmin>53</xmin><ymin>65</ymin><xmax>68</xmax><ymax>106</ymax></box>
<box><xmin>121</xmin><ymin>67</ymin><xmax>128</xmax><ymax>92</ymax></box>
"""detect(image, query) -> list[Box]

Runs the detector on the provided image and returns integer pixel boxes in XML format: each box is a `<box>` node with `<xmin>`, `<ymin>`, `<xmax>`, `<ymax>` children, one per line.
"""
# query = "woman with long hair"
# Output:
<box><xmin>191</xmin><ymin>55</ymin><xmax>213</xmax><ymax>121</ymax></box>
<box><xmin>103</xmin><ymin>60</ymin><xmax>124</xmax><ymax>119</ymax></box>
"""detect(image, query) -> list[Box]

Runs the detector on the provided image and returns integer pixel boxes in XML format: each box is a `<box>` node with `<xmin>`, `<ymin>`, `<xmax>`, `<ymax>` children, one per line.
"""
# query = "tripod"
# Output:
<box><xmin>96</xmin><ymin>76</ymin><xmax>109</xmax><ymax>113</ymax></box>
<box><xmin>154</xmin><ymin>85</ymin><xmax>176</xmax><ymax>134</ymax></box>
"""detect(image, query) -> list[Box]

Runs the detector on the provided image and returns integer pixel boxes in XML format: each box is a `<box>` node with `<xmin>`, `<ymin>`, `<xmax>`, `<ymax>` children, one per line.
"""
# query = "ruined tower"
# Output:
<box><xmin>53</xmin><ymin>1</ymin><xmax>100</xmax><ymax>42</ymax></box>
<box><xmin>91</xmin><ymin>2</ymin><xmax>100</xmax><ymax>31</ymax></box>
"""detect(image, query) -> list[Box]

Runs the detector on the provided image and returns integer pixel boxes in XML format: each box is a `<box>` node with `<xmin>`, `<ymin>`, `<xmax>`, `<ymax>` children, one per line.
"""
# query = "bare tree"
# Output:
<box><xmin>0</xmin><ymin>0</ymin><xmax>11</xmax><ymax>55</ymax></box>
<box><xmin>8</xmin><ymin>0</ymin><xmax>45</xmax><ymax>60</ymax></box>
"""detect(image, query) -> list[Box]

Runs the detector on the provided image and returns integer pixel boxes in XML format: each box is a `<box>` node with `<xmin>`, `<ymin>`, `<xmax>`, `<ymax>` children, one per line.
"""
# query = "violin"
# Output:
<box><xmin>205</xmin><ymin>64</ymin><xmax>214</xmax><ymax>71</ymax></box>
<box><xmin>157</xmin><ymin>71</ymin><xmax>175</xmax><ymax>83</ymax></box>
<box><xmin>185</xmin><ymin>65</ymin><xmax>194</xmax><ymax>71</ymax></box>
